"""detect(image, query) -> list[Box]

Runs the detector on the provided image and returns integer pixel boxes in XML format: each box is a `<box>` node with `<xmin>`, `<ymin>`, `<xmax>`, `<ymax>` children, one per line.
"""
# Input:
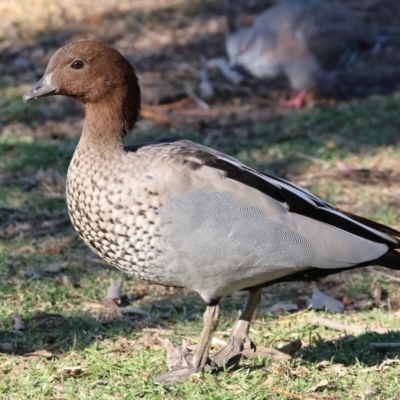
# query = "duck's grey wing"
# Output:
<box><xmin>132</xmin><ymin>139</ymin><xmax>400</xmax><ymax>298</ymax></box>
<box><xmin>166</xmin><ymin>139</ymin><xmax>400</xmax><ymax>244</ymax></box>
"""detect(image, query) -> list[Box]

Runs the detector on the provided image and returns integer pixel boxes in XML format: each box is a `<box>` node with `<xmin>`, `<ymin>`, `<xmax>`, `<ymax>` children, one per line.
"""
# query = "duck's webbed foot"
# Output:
<box><xmin>210</xmin><ymin>289</ymin><xmax>261</xmax><ymax>369</ymax></box>
<box><xmin>155</xmin><ymin>304</ymin><xmax>220</xmax><ymax>385</ymax></box>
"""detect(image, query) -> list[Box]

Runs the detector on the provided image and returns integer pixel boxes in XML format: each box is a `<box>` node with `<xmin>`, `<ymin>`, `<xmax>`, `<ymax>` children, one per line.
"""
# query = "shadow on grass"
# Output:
<box><xmin>300</xmin><ymin>330</ymin><xmax>400</xmax><ymax>367</ymax></box>
<box><xmin>1</xmin><ymin>304</ymin><xmax>400</xmax><ymax>374</ymax></box>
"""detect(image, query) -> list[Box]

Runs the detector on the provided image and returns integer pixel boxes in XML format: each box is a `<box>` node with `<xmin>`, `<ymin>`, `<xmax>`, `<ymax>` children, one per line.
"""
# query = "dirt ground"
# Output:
<box><xmin>1</xmin><ymin>0</ymin><xmax>400</xmax><ymax>138</ymax></box>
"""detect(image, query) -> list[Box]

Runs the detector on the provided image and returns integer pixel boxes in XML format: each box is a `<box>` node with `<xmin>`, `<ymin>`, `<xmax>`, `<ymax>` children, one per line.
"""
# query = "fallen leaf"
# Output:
<box><xmin>12</xmin><ymin>364</ymin><xmax>26</xmax><ymax>373</ymax></box>
<box><xmin>290</xmin><ymin>365</ymin><xmax>311</xmax><ymax>377</ymax></box>
<box><xmin>43</xmin><ymin>263</ymin><xmax>64</xmax><ymax>273</ymax></box>
<box><xmin>337</xmin><ymin>160</ymin><xmax>357</xmax><ymax>172</ymax></box>
<box><xmin>263</xmin><ymin>376</ymin><xmax>274</xmax><ymax>386</ymax></box>
<box><xmin>316</xmin><ymin>360</ymin><xmax>330</xmax><ymax>370</ymax></box>
<box><xmin>223</xmin><ymin>384</ymin><xmax>242</xmax><ymax>390</ymax></box>
<box><xmin>360</xmin><ymin>381</ymin><xmax>376</xmax><ymax>396</ymax></box>
<box><xmin>308</xmin><ymin>283</ymin><xmax>344</xmax><ymax>313</ymax></box>
<box><xmin>59</xmin><ymin>366</ymin><xmax>91</xmax><ymax>379</ymax></box>
<box><xmin>11</xmin><ymin>313</ymin><xmax>26</xmax><ymax>331</ymax></box>
<box><xmin>270</xmin><ymin>387</ymin><xmax>308</xmax><ymax>400</ymax></box>
<box><xmin>309</xmin><ymin>379</ymin><xmax>331</xmax><ymax>392</ymax></box>
<box><xmin>371</xmin><ymin>284</ymin><xmax>382</xmax><ymax>301</ymax></box>
<box><xmin>332</xmin><ymin>364</ymin><xmax>348</xmax><ymax>377</ymax></box>
<box><xmin>342</xmin><ymin>296</ymin><xmax>354</xmax><ymax>306</ymax></box>
<box><xmin>23</xmin><ymin>349</ymin><xmax>54</xmax><ymax>359</ymax></box>
<box><xmin>266</xmin><ymin>302</ymin><xmax>299</xmax><ymax>315</ymax></box>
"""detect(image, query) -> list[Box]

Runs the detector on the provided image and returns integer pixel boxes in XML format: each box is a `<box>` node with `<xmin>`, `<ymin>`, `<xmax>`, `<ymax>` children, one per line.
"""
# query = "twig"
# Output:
<box><xmin>206</xmin><ymin>57</ymin><xmax>244</xmax><ymax>85</ymax></box>
<box><xmin>367</xmin><ymin>266</ymin><xmax>400</xmax><ymax>283</ymax></box>
<box><xmin>310</xmin><ymin>316</ymin><xmax>399</xmax><ymax>335</ymax></box>
<box><xmin>0</xmin><ymin>206</ymin><xmax>29</xmax><ymax>213</ymax></box>
<box><xmin>45</xmin><ymin>337</ymin><xmax>69</xmax><ymax>351</ymax></box>
<box><xmin>141</xmin><ymin>96</ymin><xmax>193</xmax><ymax>111</ymax></box>
<box><xmin>173</xmin><ymin>62</ymin><xmax>199</xmax><ymax>77</ymax></box>
<box><xmin>369</xmin><ymin>342</ymin><xmax>400</xmax><ymax>349</ymax></box>
<box><xmin>296</xmin><ymin>152</ymin><xmax>329</xmax><ymax>167</ymax></box>
<box><xmin>129</xmin><ymin>18</ymin><xmax>169</xmax><ymax>43</ymax></box>
<box><xmin>269</xmin><ymin>387</ymin><xmax>310</xmax><ymax>400</ymax></box>
<box><xmin>173</xmin><ymin>109</ymin><xmax>218</xmax><ymax>117</ymax></box>
<box><xmin>140</xmin><ymin>109</ymin><xmax>179</xmax><ymax>128</ymax></box>
<box><xmin>185</xmin><ymin>88</ymin><xmax>210</xmax><ymax>110</ymax></box>
<box><xmin>143</xmin><ymin>328</ymin><xmax>174</xmax><ymax>335</ymax></box>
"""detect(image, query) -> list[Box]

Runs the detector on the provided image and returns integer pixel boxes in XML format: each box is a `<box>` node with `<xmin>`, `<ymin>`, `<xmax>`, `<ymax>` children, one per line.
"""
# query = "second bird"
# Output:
<box><xmin>226</xmin><ymin>0</ymin><xmax>389</xmax><ymax>107</ymax></box>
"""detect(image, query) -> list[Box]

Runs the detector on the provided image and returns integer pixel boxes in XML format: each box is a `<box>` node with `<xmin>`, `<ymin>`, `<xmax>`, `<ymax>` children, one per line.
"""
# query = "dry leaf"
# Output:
<box><xmin>11</xmin><ymin>313</ymin><xmax>26</xmax><ymax>331</ymax></box>
<box><xmin>316</xmin><ymin>360</ymin><xmax>330</xmax><ymax>370</ymax></box>
<box><xmin>342</xmin><ymin>296</ymin><xmax>354</xmax><ymax>306</ymax></box>
<box><xmin>309</xmin><ymin>379</ymin><xmax>332</xmax><ymax>392</ymax></box>
<box><xmin>263</xmin><ymin>376</ymin><xmax>274</xmax><ymax>386</ymax></box>
<box><xmin>360</xmin><ymin>381</ymin><xmax>376</xmax><ymax>396</ymax></box>
<box><xmin>332</xmin><ymin>364</ymin><xmax>348</xmax><ymax>377</ymax></box>
<box><xmin>290</xmin><ymin>365</ymin><xmax>311</xmax><ymax>377</ymax></box>
<box><xmin>59</xmin><ymin>366</ymin><xmax>91</xmax><ymax>379</ymax></box>
<box><xmin>266</xmin><ymin>302</ymin><xmax>299</xmax><ymax>315</ymax></box>
<box><xmin>43</xmin><ymin>263</ymin><xmax>64</xmax><ymax>273</ymax></box>
<box><xmin>223</xmin><ymin>384</ymin><xmax>242</xmax><ymax>390</ymax></box>
<box><xmin>12</xmin><ymin>364</ymin><xmax>26</xmax><ymax>373</ymax></box>
<box><xmin>23</xmin><ymin>349</ymin><xmax>54</xmax><ymax>359</ymax></box>
<box><xmin>308</xmin><ymin>283</ymin><xmax>344</xmax><ymax>313</ymax></box>
<box><xmin>371</xmin><ymin>284</ymin><xmax>382</xmax><ymax>301</ymax></box>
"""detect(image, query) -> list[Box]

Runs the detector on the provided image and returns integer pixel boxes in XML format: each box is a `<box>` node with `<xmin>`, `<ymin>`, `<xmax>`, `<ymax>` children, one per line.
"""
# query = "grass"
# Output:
<box><xmin>1</xmin><ymin>44</ymin><xmax>400</xmax><ymax>400</ymax></box>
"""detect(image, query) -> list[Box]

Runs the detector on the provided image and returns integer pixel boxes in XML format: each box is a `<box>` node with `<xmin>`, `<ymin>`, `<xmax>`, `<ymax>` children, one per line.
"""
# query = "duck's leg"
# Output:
<box><xmin>155</xmin><ymin>303</ymin><xmax>221</xmax><ymax>385</ymax></box>
<box><xmin>210</xmin><ymin>288</ymin><xmax>261</xmax><ymax>369</ymax></box>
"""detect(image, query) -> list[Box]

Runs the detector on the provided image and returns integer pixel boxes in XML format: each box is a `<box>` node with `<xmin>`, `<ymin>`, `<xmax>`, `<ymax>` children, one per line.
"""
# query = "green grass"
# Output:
<box><xmin>1</xmin><ymin>83</ymin><xmax>400</xmax><ymax>399</ymax></box>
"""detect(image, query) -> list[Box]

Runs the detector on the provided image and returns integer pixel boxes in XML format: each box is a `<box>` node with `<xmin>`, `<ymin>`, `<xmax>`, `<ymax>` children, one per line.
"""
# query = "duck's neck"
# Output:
<box><xmin>81</xmin><ymin>99</ymin><xmax>127</xmax><ymax>152</ymax></box>
<box><xmin>79</xmin><ymin>83</ymin><xmax>140</xmax><ymax>153</ymax></box>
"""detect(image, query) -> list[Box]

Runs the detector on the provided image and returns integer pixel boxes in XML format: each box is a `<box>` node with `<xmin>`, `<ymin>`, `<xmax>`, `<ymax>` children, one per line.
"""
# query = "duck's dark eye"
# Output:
<box><xmin>71</xmin><ymin>60</ymin><xmax>84</xmax><ymax>69</ymax></box>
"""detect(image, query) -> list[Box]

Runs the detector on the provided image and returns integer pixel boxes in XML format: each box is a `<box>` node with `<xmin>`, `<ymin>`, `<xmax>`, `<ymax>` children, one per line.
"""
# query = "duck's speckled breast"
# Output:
<box><xmin>65</xmin><ymin>145</ymin><xmax>166</xmax><ymax>283</ymax></box>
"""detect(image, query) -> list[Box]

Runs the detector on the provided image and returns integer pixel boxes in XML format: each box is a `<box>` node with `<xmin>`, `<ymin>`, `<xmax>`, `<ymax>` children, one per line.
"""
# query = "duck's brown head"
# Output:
<box><xmin>23</xmin><ymin>39</ymin><xmax>141</xmax><ymax>135</ymax></box>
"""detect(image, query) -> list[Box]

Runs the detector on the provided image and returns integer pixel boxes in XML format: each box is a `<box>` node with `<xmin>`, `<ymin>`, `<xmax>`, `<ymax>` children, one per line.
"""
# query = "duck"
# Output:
<box><xmin>225</xmin><ymin>0</ymin><xmax>390</xmax><ymax>108</ymax></box>
<box><xmin>23</xmin><ymin>39</ymin><xmax>400</xmax><ymax>384</ymax></box>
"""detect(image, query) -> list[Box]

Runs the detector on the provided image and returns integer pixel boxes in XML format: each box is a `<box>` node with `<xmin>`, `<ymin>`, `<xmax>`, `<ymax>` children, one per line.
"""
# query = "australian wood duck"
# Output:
<box><xmin>226</xmin><ymin>0</ymin><xmax>389</xmax><ymax>107</ymax></box>
<box><xmin>23</xmin><ymin>40</ymin><xmax>400</xmax><ymax>384</ymax></box>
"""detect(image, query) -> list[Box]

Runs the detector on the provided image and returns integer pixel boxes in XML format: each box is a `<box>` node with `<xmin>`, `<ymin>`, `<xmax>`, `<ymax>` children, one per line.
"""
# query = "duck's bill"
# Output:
<box><xmin>22</xmin><ymin>74</ymin><xmax>56</xmax><ymax>103</ymax></box>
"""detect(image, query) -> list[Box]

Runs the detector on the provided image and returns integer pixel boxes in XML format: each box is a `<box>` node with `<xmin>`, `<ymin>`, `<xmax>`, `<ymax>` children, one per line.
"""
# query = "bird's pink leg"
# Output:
<box><xmin>282</xmin><ymin>91</ymin><xmax>307</xmax><ymax>108</ymax></box>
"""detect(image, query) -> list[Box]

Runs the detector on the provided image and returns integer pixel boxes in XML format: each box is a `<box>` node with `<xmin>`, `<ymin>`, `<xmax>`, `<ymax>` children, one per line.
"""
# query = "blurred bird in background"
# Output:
<box><xmin>225</xmin><ymin>0</ymin><xmax>396</xmax><ymax>108</ymax></box>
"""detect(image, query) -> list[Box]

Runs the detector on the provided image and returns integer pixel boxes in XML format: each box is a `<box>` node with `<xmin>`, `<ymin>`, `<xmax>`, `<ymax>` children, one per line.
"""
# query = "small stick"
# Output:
<box><xmin>206</xmin><ymin>57</ymin><xmax>244</xmax><ymax>85</ymax></box>
<box><xmin>129</xmin><ymin>18</ymin><xmax>168</xmax><ymax>44</ymax></box>
<box><xmin>173</xmin><ymin>109</ymin><xmax>218</xmax><ymax>117</ymax></box>
<box><xmin>141</xmin><ymin>97</ymin><xmax>193</xmax><ymax>111</ymax></box>
<box><xmin>367</xmin><ymin>266</ymin><xmax>400</xmax><ymax>283</ymax></box>
<box><xmin>140</xmin><ymin>109</ymin><xmax>179</xmax><ymax>128</ymax></box>
<box><xmin>311</xmin><ymin>316</ymin><xmax>399</xmax><ymax>335</ymax></box>
<box><xmin>369</xmin><ymin>342</ymin><xmax>400</xmax><ymax>349</ymax></box>
<box><xmin>296</xmin><ymin>152</ymin><xmax>329</xmax><ymax>167</ymax></box>
<box><xmin>186</xmin><ymin>88</ymin><xmax>210</xmax><ymax>110</ymax></box>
